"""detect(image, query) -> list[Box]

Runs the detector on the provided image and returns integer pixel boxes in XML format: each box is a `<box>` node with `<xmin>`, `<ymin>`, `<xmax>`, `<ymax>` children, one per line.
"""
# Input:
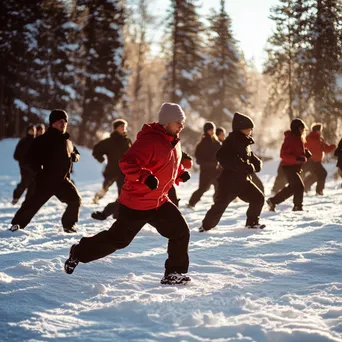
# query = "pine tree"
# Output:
<box><xmin>77</xmin><ymin>0</ymin><xmax>127</xmax><ymax>146</ymax></box>
<box><xmin>264</xmin><ymin>0</ymin><xmax>311</xmax><ymax>121</ymax></box>
<box><xmin>203</xmin><ymin>0</ymin><xmax>249</xmax><ymax>125</ymax></box>
<box><xmin>165</xmin><ymin>0</ymin><xmax>204</xmax><ymax>115</ymax></box>
<box><xmin>307</xmin><ymin>0</ymin><xmax>341</xmax><ymax>140</ymax></box>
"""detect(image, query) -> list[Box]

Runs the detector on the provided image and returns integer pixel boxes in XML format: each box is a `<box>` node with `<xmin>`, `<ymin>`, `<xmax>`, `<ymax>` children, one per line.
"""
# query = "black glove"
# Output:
<box><xmin>179</xmin><ymin>171</ymin><xmax>191</xmax><ymax>183</ymax></box>
<box><xmin>144</xmin><ymin>175</ymin><xmax>159</xmax><ymax>190</ymax></box>
<box><xmin>305</xmin><ymin>149</ymin><xmax>312</xmax><ymax>159</ymax></box>
<box><xmin>296</xmin><ymin>156</ymin><xmax>306</xmax><ymax>162</ymax></box>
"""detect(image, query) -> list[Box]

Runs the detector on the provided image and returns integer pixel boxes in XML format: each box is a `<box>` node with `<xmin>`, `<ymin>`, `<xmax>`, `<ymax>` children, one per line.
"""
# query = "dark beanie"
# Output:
<box><xmin>290</xmin><ymin>118</ymin><xmax>306</xmax><ymax>136</ymax></box>
<box><xmin>203</xmin><ymin>121</ymin><xmax>215</xmax><ymax>133</ymax></box>
<box><xmin>49</xmin><ymin>109</ymin><xmax>68</xmax><ymax>125</ymax></box>
<box><xmin>232</xmin><ymin>112</ymin><xmax>254</xmax><ymax>131</ymax></box>
<box><xmin>311</xmin><ymin>122</ymin><xmax>322</xmax><ymax>132</ymax></box>
<box><xmin>112</xmin><ymin>119</ymin><xmax>128</xmax><ymax>130</ymax></box>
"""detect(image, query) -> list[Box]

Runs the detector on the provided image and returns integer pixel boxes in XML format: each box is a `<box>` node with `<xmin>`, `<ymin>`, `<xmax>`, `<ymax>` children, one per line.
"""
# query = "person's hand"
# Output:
<box><xmin>144</xmin><ymin>175</ymin><xmax>159</xmax><ymax>190</ymax></box>
<box><xmin>179</xmin><ymin>171</ymin><xmax>191</xmax><ymax>183</ymax></box>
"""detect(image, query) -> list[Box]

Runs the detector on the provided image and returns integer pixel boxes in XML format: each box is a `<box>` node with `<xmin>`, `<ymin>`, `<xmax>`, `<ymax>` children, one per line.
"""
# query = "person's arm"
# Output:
<box><xmin>72</xmin><ymin>146</ymin><xmax>80</xmax><ymax>163</ymax></box>
<box><xmin>92</xmin><ymin>140</ymin><xmax>106</xmax><ymax>163</ymax></box>
<box><xmin>119</xmin><ymin>136</ymin><xmax>155</xmax><ymax>183</ymax></box>
<box><xmin>321</xmin><ymin>139</ymin><xmax>336</xmax><ymax>154</ymax></box>
<box><xmin>13</xmin><ymin>139</ymin><xmax>23</xmax><ymax>162</ymax></box>
<box><xmin>335</xmin><ymin>139</ymin><xmax>342</xmax><ymax>157</ymax></box>
<box><xmin>250</xmin><ymin>152</ymin><xmax>263</xmax><ymax>173</ymax></box>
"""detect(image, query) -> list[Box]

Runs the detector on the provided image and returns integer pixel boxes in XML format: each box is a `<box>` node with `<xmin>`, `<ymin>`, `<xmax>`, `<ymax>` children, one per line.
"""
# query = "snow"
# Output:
<box><xmin>1</xmin><ymin>138</ymin><xmax>342</xmax><ymax>342</ymax></box>
<box><xmin>95</xmin><ymin>86</ymin><xmax>115</xmax><ymax>98</ymax></box>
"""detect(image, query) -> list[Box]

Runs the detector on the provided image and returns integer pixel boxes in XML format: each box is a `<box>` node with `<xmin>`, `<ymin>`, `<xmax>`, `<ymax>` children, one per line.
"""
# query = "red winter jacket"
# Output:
<box><xmin>118</xmin><ymin>123</ymin><xmax>185</xmax><ymax>210</ymax></box>
<box><xmin>306</xmin><ymin>131</ymin><xmax>336</xmax><ymax>162</ymax></box>
<box><xmin>280</xmin><ymin>130</ymin><xmax>307</xmax><ymax>166</ymax></box>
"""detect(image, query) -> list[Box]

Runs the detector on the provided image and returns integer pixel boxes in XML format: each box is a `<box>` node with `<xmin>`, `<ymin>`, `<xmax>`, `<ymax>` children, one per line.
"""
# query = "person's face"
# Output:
<box><xmin>164</xmin><ymin>120</ymin><xmax>185</xmax><ymax>137</ymax></box>
<box><xmin>37</xmin><ymin>127</ymin><xmax>45</xmax><ymax>136</ymax></box>
<box><xmin>218</xmin><ymin>132</ymin><xmax>225</xmax><ymax>142</ymax></box>
<box><xmin>207</xmin><ymin>129</ymin><xmax>214</xmax><ymax>137</ymax></box>
<box><xmin>52</xmin><ymin>119</ymin><xmax>67</xmax><ymax>133</ymax></box>
<box><xmin>28</xmin><ymin>128</ymin><xmax>36</xmax><ymax>137</ymax></box>
<box><xmin>241</xmin><ymin>128</ymin><xmax>253</xmax><ymax>136</ymax></box>
<box><xmin>115</xmin><ymin>124</ymin><xmax>127</xmax><ymax>135</ymax></box>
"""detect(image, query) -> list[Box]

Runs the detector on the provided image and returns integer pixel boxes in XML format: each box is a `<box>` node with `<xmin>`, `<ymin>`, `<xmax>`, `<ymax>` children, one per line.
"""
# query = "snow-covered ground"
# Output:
<box><xmin>1</xmin><ymin>138</ymin><xmax>342</xmax><ymax>342</ymax></box>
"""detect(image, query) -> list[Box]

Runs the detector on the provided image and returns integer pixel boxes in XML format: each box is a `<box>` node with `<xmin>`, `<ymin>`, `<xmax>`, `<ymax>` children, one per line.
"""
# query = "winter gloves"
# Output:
<box><xmin>178</xmin><ymin>171</ymin><xmax>191</xmax><ymax>183</ymax></box>
<box><xmin>305</xmin><ymin>149</ymin><xmax>312</xmax><ymax>159</ymax></box>
<box><xmin>145</xmin><ymin>175</ymin><xmax>159</xmax><ymax>190</ymax></box>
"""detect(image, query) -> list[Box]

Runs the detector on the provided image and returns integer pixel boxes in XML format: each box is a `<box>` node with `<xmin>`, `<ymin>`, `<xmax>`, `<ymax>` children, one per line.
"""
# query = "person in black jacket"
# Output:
<box><xmin>199</xmin><ymin>112</ymin><xmax>265</xmax><ymax>231</ymax></box>
<box><xmin>12</xmin><ymin>124</ymin><xmax>37</xmax><ymax>204</ymax></box>
<box><xmin>9</xmin><ymin>109</ymin><xmax>81</xmax><ymax>233</ymax></box>
<box><xmin>92</xmin><ymin>119</ymin><xmax>132</xmax><ymax>204</ymax></box>
<box><xmin>187</xmin><ymin>122</ymin><xmax>221</xmax><ymax>208</ymax></box>
<box><xmin>335</xmin><ymin>138</ymin><xmax>342</xmax><ymax>185</ymax></box>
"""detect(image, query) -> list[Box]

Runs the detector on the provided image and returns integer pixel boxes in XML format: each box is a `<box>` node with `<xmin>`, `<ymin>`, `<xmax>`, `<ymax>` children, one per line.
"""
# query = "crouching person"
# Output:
<box><xmin>10</xmin><ymin>110</ymin><xmax>82</xmax><ymax>233</ymax></box>
<box><xmin>199</xmin><ymin>112</ymin><xmax>265</xmax><ymax>232</ymax></box>
<box><xmin>64</xmin><ymin>103</ymin><xmax>191</xmax><ymax>285</ymax></box>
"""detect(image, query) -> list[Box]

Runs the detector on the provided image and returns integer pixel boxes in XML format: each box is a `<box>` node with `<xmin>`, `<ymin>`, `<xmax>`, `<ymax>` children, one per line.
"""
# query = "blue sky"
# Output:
<box><xmin>149</xmin><ymin>0</ymin><xmax>280</xmax><ymax>71</ymax></box>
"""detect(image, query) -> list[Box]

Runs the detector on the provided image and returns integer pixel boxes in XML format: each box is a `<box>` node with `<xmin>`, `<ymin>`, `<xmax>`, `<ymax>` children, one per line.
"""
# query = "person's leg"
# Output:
<box><xmin>188</xmin><ymin>167</ymin><xmax>213</xmax><ymax>207</ymax></box>
<box><xmin>283</xmin><ymin>167</ymin><xmax>304</xmax><ymax>208</ymax></box>
<box><xmin>314</xmin><ymin>162</ymin><xmax>327</xmax><ymax>194</ymax></box>
<box><xmin>168</xmin><ymin>185</ymin><xmax>179</xmax><ymax>207</ymax></box>
<box><xmin>303</xmin><ymin>160</ymin><xmax>316</xmax><ymax>192</ymax></box>
<box><xmin>13</xmin><ymin>165</ymin><xmax>34</xmax><ymax>202</ymax></box>
<box><xmin>269</xmin><ymin>166</ymin><xmax>295</xmax><ymax>205</ymax></box>
<box><xmin>250</xmin><ymin>173</ymin><xmax>264</xmax><ymax>194</ymax></box>
<box><xmin>55</xmin><ymin>179</ymin><xmax>82</xmax><ymax>231</ymax></box>
<box><xmin>73</xmin><ymin>204</ymin><xmax>148</xmax><ymax>263</ymax></box>
<box><xmin>94</xmin><ymin>175</ymin><xmax>115</xmax><ymax>202</ymax></box>
<box><xmin>271</xmin><ymin>164</ymin><xmax>287</xmax><ymax>194</ymax></box>
<box><xmin>148</xmin><ymin>202</ymin><xmax>190</xmax><ymax>275</ymax></box>
<box><xmin>202</xmin><ymin>180</ymin><xmax>239</xmax><ymax>231</ymax></box>
<box><xmin>238</xmin><ymin>181</ymin><xmax>265</xmax><ymax>226</ymax></box>
<box><xmin>11</xmin><ymin>186</ymin><xmax>52</xmax><ymax>228</ymax></box>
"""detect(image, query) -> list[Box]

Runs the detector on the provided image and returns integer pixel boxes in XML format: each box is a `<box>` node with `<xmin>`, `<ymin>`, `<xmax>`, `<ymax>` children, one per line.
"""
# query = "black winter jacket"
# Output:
<box><xmin>195</xmin><ymin>134</ymin><xmax>221</xmax><ymax>168</ymax></box>
<box><xmin>335</xmin><ymin>139</ymin><xmax>342</xmax><ymax>169</ymax></box>
<box><xmin>92</xmin><ymin>132</ymin><xmax>132</xmax><ymax>177</ymax></box>
<box><xmin>28</xmin><ymin>127</ymin><xmax>80</xmax><ymax>181</ymax></box>
<box><xmin>14</xmin><ymin>135</ymin><xmax>35</xmax><ymax>165</ymax></box>
<box><xmin>216</xmin><ymin>131</ymin><xmax>262</xmax><ymax>180</ymax></box>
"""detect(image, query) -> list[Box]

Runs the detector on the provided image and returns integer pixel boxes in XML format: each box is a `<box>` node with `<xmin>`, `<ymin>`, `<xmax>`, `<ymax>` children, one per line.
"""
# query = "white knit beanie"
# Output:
<box><xmin>158</xmin><ymin>103</ymin><xmax>186</xmax><ymax>125</ymax></box>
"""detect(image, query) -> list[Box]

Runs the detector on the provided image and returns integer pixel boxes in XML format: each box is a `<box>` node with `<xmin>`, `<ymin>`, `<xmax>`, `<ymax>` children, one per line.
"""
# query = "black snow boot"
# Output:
<box><xmin>91</xmin><ymin>211</ymin><xmax>107</xmax><ymax>221</ymax></box>
<box><xmin>266</xmin><ymin>198</ymin><xmax>276</xmax><ymax>212</ymax></box>
<box><xmin>292</xmin><ymin>205</ymin><xmax>303</xmax><ymax>211</ymax></box>
<box><xmin>161</xmin><ymin>272</ymin><xmax>191</xmax><ymax>285</ymax></box>
<box><xmin>64</xmin><ymin>244</ymin><xmax>79</xmax><ymax>274</ymax></box>
<box><xmin>63</xmin><ymin>226</ymin><xmax>77</xmax><ymax>233</ymax></box>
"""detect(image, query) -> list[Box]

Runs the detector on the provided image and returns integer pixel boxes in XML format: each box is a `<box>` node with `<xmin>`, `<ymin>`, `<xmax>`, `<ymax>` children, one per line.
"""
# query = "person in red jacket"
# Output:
<box><xmin>303</xmin><ymin>123</ymin><xmax>336</xmax><ymax>195</ymax></box>
<box><xmin>267</xmin><ymin>118</ymin><xmax>310</xmax><ymax>212</ymax></box>
<box><xmin>64</xmin><ymin>103</ymin><xmax>192</xmax><ymax>285</ymax></box>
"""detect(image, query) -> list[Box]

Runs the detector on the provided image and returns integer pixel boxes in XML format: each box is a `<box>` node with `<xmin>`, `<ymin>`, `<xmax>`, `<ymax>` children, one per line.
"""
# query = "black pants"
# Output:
<box><xmin>95</xmin><ymin>172</ymin><xmax>125</xmax><ymax>200</ymax></box>
<box><xmin>168</xmin><ymin>185</ymin><xmax>179</xmax><ymax>207</ymax></box>
<box><xmin>271</xmin><ymin>163</ymin><xmax>287</xmax><ymax>194</ymax></box>
<box><xmin>270</xmin><ymin>165</ymin><xmax>304</xmax><ymax>207</ymax></box>
<box><xmin>12</xmin><ymin>178</ymin><xmax>82</xmax><ymax>229</ymax></box>
<box><xmin>250</xmin><ymin>173</ymin><xmax>264</xmax><ymax>194</ymax></box>
<box><xmin>74</xmin><ymin>201</ymin><xmax>190</xmax><ymax>275</ymax></box>
<box><xmin>189</xmin><ymin>166</ymin><xmax>218</xmax><ymax>207</ymax></box>
<box><xmin>303</xmin><ymin>160</ymin><xmax>327</xmax><ymax>193</ymax></box>
<box><xmin>202</xmin><ymin>176</ymin><xmax>264</xmax><ymax>230</ymax></box>
<box><xmin>13</xmin><ymin>164</ymin><xmax>35</xmax><ymax>201</ymax></box>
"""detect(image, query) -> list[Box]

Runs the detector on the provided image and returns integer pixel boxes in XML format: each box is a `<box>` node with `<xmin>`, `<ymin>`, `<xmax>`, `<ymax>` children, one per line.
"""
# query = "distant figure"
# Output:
<box><xmin>334</xmin><ymin>138</ymin><xmax>342</xmax><ymax>186</ymax></box>
<box><xmin>267</xmin><ymin>118</ymin><xmax>311</xmax><ymax>212</ymax></box>
<box><xmin>216</xmin><ymin>127</ymin><xmax>226</xmax><ymax>143</ymax></box>
<box><xmin>168</xmin><ymin>151</ymin><xmax>193</xmax><ymax>207</ymax></box>
<box><xmin>92</xmin><ymin>119</ymin><xmax>132</xmax><ymax>204</ymax></box>
<box><xmin>187</xmin><ymin>122</ymin><xmax>221</xmax><ymax>208</ymax></box>
<box><xmin>10</xmin><ymin>110</ymin><xmax>81</xmax><ymax>233</ymax></box>
<box><xmin>36</xmin><ymin>123</ymin><xmax>46</xmax><ymax>136</ymax></box>
<box><xmin>12</xmin><ymin>124</ymin><xmax>36</xmax><ymax>204</ymax></box>
<box><xmin>303</xmin><ymin>123</ymin><xmax>336</xmax><ymax>195</ymax></box>
<box><xmin>64</xmin><ymin>103</ymin><xmax>192</xmax><ymax>285</ymax></box>
<box><xmin>199</xmin><ymin>112</ymin><xmax>265</xmax><ymax>232</ymax></box>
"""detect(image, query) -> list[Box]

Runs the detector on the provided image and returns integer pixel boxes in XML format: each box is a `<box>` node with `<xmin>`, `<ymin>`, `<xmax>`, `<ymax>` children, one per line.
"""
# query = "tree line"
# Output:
<box><xmin>0</xmin><ymin>0</ymin><xmax>341</xmax><ymax>146</ymax></box>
